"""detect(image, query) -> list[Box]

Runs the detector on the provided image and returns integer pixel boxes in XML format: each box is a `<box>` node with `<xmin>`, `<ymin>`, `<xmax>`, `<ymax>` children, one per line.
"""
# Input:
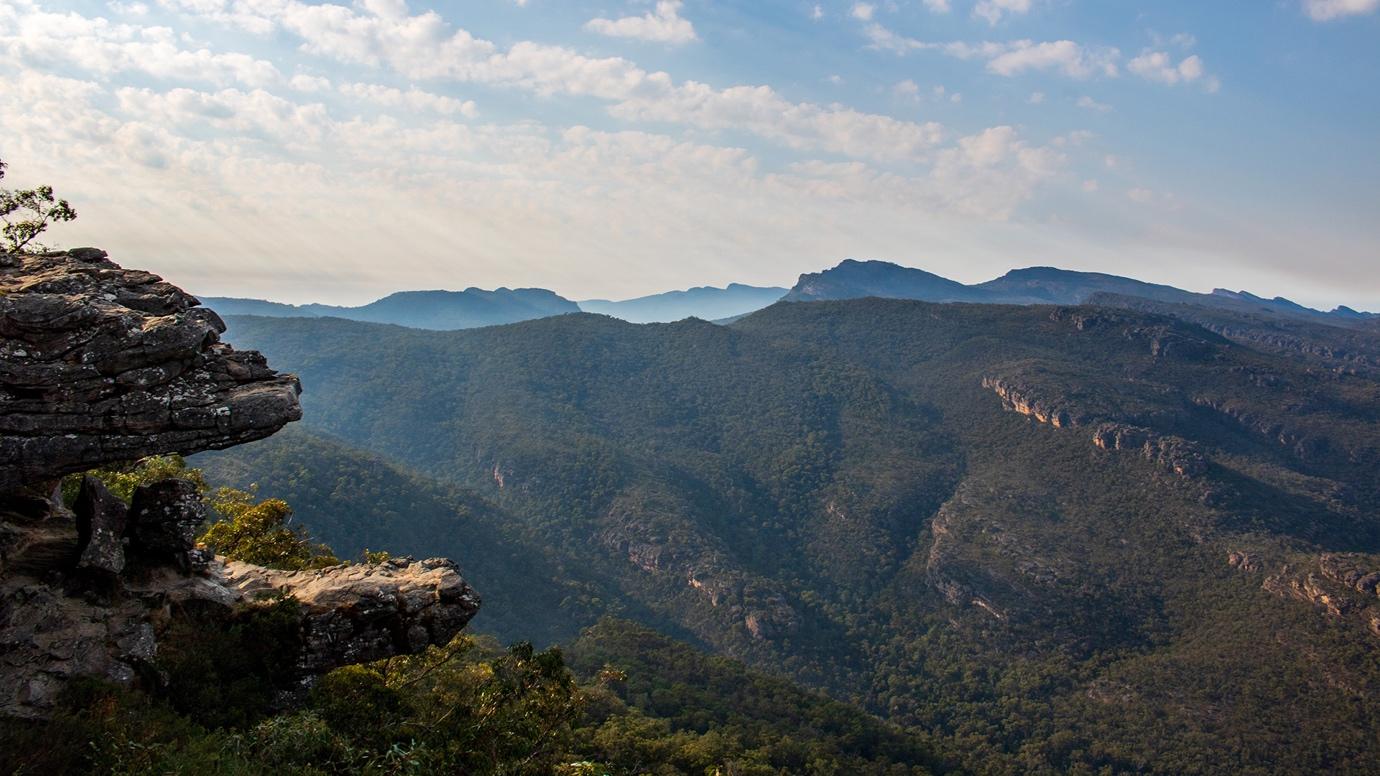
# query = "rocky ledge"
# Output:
<box><xmin>0</xmin><ymin>248</ymin><xmax>301</xmax><ymax>491</ymax></box>
<box><xmin>1</xmin><ymin>536</ymin><xmax>479</xmax><ymax>718</ymax></box>
<box><xmin>221</xmin><ymin>556</ymin><xmax>480</xmax><ymax>674</ymax></box>
<box><xmin>0</xmin><ymin>249</ymin><xmax>480</xmax><ymax>718</ymax></box>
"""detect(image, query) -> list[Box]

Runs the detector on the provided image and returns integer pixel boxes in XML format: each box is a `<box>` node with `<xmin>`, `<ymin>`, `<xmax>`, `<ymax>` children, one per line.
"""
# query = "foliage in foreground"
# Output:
<box><xmin>63</xmin><ymin>455</ymin><xmax>339</xmax><ymax>570</ymax></box>
<box><xmin>21</xmin><ymin>459</ymin><xmax>934</xmax><ymax>774</ymax></box>
<box><xmin>0</xmin><ymin>622</ymin><xmax>933</xmax><ymax>775</ymax></box>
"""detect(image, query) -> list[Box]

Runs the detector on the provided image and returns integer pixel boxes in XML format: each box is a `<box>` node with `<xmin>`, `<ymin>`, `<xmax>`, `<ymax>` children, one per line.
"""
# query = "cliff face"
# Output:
<box><xmin>0</xmin><ymin>249</ymin><xmax>302</xmax><ymax>491</ymax></box>
<box><xmin>0</xmin><ymin>249</ymin><xmax>479</xmax><ymax>718</ymax></box>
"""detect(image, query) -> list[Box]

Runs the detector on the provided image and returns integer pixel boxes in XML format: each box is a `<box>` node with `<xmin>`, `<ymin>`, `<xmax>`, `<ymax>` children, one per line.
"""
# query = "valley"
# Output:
<box><xmin>196</xmin><ymin>286</ymin><xmax>1380</xmax><ymax>773</ymax></box>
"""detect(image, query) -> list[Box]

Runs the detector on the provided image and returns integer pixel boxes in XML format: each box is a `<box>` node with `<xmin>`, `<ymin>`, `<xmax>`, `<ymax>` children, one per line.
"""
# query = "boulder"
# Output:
<box><xmin>73</xmin><ymin>476</ymin><xmax>127</xmax><ymax>576</ymax></box>
<box><xmin>128</xmin><ymin>478</ymin><xmax>206</xmax><ymax>566</ymax></box>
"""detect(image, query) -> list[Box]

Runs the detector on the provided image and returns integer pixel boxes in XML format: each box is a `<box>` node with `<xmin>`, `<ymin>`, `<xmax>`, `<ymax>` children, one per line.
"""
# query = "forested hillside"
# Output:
<box><xmin>210</xmin><ymin>298</ymin><xmax>1380</xmax><ymax>774</ymax></box>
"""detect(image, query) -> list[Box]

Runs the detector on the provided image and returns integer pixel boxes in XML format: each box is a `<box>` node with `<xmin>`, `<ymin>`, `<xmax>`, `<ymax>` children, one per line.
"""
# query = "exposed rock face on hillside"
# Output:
<box><xmin>982</xmin><ymin>376</ymin><xmax>1208</xmax><ymax>478</ymax></box>
<box><xmin>0</xmin><ymin>249</ymin><xmax>302</xmax><ymax>491</ymax></box>
<box><xmin>597</xmin><ymin>494</ymin><xmax>799</xmax><ymax>642</ymax></box>
<box><xmin>981</xmin><ymin>376</ymin><xmax>1086</xmax><ymax>428</ymax></box>
<box><xmin>1091</xmin><ymin>423</ymin><xmax>1207</xmax><ymax>477</ymax></box>
<box><xmin>1241</xmin><ymin>551</ymin><xmax>1380</xmax><ymax>638</ymax></box>
<box><xmin>0</xmin><ymin>249</ymin><xmax>480</xmax><ymax>718</ymax></box>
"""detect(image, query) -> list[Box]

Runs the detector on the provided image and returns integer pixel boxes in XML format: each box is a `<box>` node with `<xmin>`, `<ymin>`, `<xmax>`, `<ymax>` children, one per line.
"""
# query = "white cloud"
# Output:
<box><xmin>608</xmin><ymin>82</ymin><xmax>946</xmax><ymax>162</ymax></box>
<box><xmin>927</xmin><ymin>125</ymin><xmax>1065</xmax><ymax>218</ymax></box>
<box><xmin>1053</xmin><ymin>129</ymin><xmax>1094</xmax><ymax>146</ymax></box>
<box><xmin>585</xmin><ymin>1</ymin><xmax>697</xmax><ymax>45</ymax></box>
<box><xmin>150</xmin><ymin>1</ymin><xmax>951</xmax><ymax>164</ymax></box>
<box><xmin>1076</xmin><ymin>95</ymin><xmax>1112</xmax><ymax>112</ymax></box>
<box><xmin>1028</xmin><ymin>91</ymin><xmax>1045</xmax><ymax>104</ymax></box>
<box><xmin>923</xmin><ymin>0</ymin><xmax>952</xmax><ymax>12</ymax></box>
<box><xmin>811</xmin><ymin>4</ymin><xmax>824</xmax><ymax>20</ymax></box>
<box><xmin>851</xmin><ymin>3</ymin><xmax>876</xmax><ymax>21</ymax></box>
<box><xmin>862</xmin><ymin>27</ymin><xmax>1120</xmax><ymax>79</ymax></box>
<box><xmin>0</xmin><ymin>0</ymin><xmax>1087</xmax><ymax>302</ymax></box>
<box><xmin>1</xmin><ymin>6</ymin><xmax>281</xmax><ymax>86</ymax></box>
<box><xmin>289</xmin><ymin>73</ymin><xmax>331</xmax><ymax>91</ymax></box>
<box><xmin>359</xmin><ymin>0</ymin><xmax>409</xmax><ymax>19</ymax></box>
<box><xmin>973</xmin><ymin>0</ymin><xmax>1032</xmax><ymax>25</ymax></box>
<box><xmin>986</xmin><ymin>40</ymin><xmax>1120</xmax><ymax>78</ymax></box>
<box><xmin>109</xmin><ymin>2</ymin><xmax>150</xmax><ymax>15</ymax></box>
<box><xmin>114</xmin><ymin>85</ymin><xmax>332</xmax><ymax>142</ymax></box>
<box><xmin>338</xmin><ymin>82</ymin><xmax>477</xmax><ymax>117</ymax></box>
<box><xmin>0</xmin><ymin>66</ymin><xmax>1068</xmax><ymax>304</ymax></box>
<box><xmin>1128</xmin><ymin>50</ymin><xmax>1209</xmax><ymax>86</ymax></box>
<box><xmin>1302</xmin><ymin>0</ymin><xmax>1380</xmax><ymax>21</ymax></box>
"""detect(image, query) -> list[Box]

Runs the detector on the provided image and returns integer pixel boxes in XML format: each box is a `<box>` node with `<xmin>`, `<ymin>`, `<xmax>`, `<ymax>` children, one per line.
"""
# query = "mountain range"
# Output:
<box><xmin>787</xmin><ymin>259</ymin><xmax>1376</xmax><ymax>324</ymax></box>
<box><xmin>198</xmin><ymin>287</ymin><xmax>580</xmax><ymax>330</ymax></box>
<box><xmin>203</xmin><ymin>259</ymin><xmax>1373</xmax><ymax>332</ymax></box>
<box><xmin>196</xmin><ymin>274</ymin><xmax>1380</xmax><ymax>773</ymax></box>
<box><xmin>578</xmin><ymin>283</ymin><xmax>787</xmax><ymax>323</ymax></box>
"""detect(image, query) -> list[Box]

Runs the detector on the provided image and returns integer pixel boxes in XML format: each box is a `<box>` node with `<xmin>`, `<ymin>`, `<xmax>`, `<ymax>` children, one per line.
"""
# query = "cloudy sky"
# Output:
<box><xmin>1</xmin><ymin>0</ymin><xmax>1377</xmax><ymax>307</ymax></box>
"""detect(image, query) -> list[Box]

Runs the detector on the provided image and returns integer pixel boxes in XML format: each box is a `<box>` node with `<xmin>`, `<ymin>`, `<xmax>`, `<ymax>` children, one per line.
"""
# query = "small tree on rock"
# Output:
<box><xmin>0</xmin><ymin>158</ymin><xmax>77</xmax><ymax>253</ymax></box>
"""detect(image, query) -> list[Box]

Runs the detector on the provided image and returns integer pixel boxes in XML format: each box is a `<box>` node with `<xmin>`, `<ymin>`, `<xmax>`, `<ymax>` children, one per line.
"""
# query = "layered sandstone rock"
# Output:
<box><xmin>0</xmin><ymin>546</ymin><xmax>479</xmax><ymax>717</ymax></box>
<box><xmin>982</xmin><ymin>376</ymin><xmax>1084</xmax><ymax>428</ymax></box>
<box><xmin>0</xmin><ymin>248</ymin><xmax>301</xmax><ymax>490</ymax></box>
<box><xmin>0</xmin><ymin>249</ymin><xmax>481</xmax><ymax>718</ymax></box>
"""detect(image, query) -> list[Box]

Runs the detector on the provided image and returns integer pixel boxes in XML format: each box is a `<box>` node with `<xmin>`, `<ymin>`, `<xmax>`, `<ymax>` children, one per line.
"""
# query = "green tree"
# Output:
<box><xmin>202</xmin><ymin>486</ymin><xmax>340</xmax><ymax>570</ymax></box>
<box><xmin>63</xmin><ymin>454</ymin><xmax>208</xmax><ymax>504</ymax></box>
<box><xmin>0</xmin><ymin>158</ymin><xmax>77</xmax><ymax>253</ymax></box>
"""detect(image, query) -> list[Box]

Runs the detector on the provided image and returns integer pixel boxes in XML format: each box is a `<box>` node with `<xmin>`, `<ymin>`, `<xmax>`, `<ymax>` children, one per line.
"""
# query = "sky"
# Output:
<box><xmin>0</xmin><ymin>0</ymin><xmax>1377</xmax><ymax>308</ymax></box>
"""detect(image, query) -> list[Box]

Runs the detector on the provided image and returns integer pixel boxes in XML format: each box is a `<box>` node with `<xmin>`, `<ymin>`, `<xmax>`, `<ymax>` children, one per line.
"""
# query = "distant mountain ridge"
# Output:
<box><xmin>200</xmin><ymin>287</ymin><xmax>580</xmax><ymax>330</ymax></box>
<box><xmin>579</xmin><ymin>283</ymin><xmax>788</xmax><ymax>324</ymax></box>
<box><xmin>204</xmin><ymin>259</ymin><xmax>1374</xmax><ymax>333</ymax></box>
<box><xmin>785</xmin><ymin>259</ymin><xmax>1375</xmax><ymax>323</ymax></box>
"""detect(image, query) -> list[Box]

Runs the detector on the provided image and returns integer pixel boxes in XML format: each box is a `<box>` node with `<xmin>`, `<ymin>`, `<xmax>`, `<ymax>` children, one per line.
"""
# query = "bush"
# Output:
<box><xmin>203</xmin><ymin>487</ymin><xmax>340</xmax><ymax>570</ymax></box>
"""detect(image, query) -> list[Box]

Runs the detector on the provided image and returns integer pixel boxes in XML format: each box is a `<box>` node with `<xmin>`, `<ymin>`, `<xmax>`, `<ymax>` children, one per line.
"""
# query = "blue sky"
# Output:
<box><xmin>0</xmin><ymin>0</ymin><xmax>1376</xmax><ymax>308</ymax></box>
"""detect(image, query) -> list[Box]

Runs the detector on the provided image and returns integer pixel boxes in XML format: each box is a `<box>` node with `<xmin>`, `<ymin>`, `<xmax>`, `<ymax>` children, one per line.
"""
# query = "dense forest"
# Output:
<box><xmin>4</xmin><ymin>456</ymin><xmax>935</xmax><ymax>775</ymax></box>
<box><xmin>188</xmin><ymin>297</ymin><xmax>1380</xmax><ymax>774</ymax></box>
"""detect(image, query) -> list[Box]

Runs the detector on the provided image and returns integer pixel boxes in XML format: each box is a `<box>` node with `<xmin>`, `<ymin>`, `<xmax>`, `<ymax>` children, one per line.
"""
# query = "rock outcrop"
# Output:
<box><xmin>599</xmin><ymin>495</ymin><xmax>800</xmax><ymax>642</ymax></box>
<box><xmin>982</xmin><ymin>376</ymin><xmax>1087</xmax><ymax>428</ymax></box>
<box><xmin>221</xmin><ymin>557</ymin><xmax>480</xmax><ymax>674</ymax></box>
<box><xmin>1192</xmin><ymin>394</ymin><xmax>1330</xmax><ymax>462</ymax></box>
<box><xmin>0</xmin><ymin>547</ymin><xmax>479</xmax><ymax>718</ymax></box>
<box><xmin>1091</xmin><ymin>423</ymin><xmax>1207</xmax><ymax>477</ymax></box>
<box><xmin>1240</xmin><ymin>551</ymin><xmax>1380</xmax><ymax>639</ymax></box>
<box><xmin>0</xmin><ymin>248</ymin><xmax>301</xmax><ymax>491</ymax></box>
<box><xmin>0</xmin><ymin>249</ymin><xmax>481</xmax><ymax>718</ymax></box>
<box><xmin>982</xmin><ymin>375</ymin><xmax>1209</xmax><ymax>478</ymax></box>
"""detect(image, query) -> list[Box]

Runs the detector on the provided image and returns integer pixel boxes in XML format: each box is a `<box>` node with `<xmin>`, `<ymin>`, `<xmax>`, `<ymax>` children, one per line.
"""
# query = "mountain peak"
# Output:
<box><xmin>784</xmin><ymin>259</ymin><xmax>976</xmax><ymax>303</ymax></box>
